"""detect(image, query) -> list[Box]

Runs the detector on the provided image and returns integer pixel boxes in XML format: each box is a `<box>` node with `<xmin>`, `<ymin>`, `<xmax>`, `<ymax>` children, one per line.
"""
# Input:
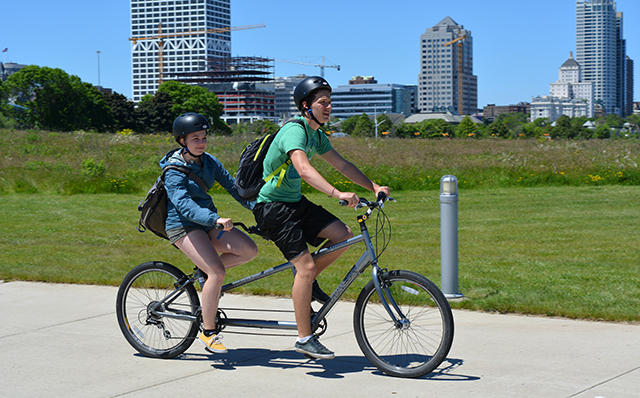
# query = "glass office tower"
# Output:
<box><xmin>576</xmin><ymin>0</ymin><xmax>627</xmax><ymax>116</ymax></box>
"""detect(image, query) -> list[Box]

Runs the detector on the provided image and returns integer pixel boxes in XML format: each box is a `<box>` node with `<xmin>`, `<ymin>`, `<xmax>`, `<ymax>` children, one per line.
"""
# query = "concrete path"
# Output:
<box><xmin>0</xmin><ymin>281</ymin><xmax>638</xmax><ymax>397</ymax></box>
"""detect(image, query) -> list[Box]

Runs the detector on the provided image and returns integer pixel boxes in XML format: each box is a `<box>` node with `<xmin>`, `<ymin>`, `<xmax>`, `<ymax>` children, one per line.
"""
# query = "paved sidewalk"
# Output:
<box><xmin>0</xmin><ymin>281</ymin><xmax>638</xmax><ymax>397</ymax></box>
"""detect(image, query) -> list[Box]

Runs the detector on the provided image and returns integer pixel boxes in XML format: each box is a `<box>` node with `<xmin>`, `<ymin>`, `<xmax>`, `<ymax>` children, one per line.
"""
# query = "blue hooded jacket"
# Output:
<box><xmin>159</xmin><ymin>148</ymin><xmax>254</xmax><ymax>232</ymax></box>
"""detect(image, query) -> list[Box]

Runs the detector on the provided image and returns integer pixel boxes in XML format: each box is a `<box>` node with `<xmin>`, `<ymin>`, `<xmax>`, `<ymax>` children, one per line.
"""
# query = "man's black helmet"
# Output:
<box><xmin>293</xmin><ymin>76</ymin><xmax>332</xmax><ymax>112</ymax></box>
<box><xmin>172</xmin><ymin>113</ymin><xmax>210</xmax><ymax>144</ymax></box>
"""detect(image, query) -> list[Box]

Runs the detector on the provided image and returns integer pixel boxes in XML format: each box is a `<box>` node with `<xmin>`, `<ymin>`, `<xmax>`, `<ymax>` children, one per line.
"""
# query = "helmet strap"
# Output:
<box><xmin>304</xmin><ymin>107</ymin><xmax>324</xmax><ymax>127</ymax></box>
<box><xmin>181</xmin><ymin>146</ymin><xmax>203</xmax><ymax>159</ymax></box>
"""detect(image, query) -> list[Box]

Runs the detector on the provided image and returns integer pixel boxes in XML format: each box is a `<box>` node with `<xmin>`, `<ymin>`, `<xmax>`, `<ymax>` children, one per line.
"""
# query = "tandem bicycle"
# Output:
<box><xmin>115</xmin><ymin>193</ymin><xmax>454</xmax><ymax>378</ymax></box>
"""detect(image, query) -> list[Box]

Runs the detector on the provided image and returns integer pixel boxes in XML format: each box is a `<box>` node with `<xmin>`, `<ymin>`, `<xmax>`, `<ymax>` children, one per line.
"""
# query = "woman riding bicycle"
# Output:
<box><xmin>253</xmin><ymin>77</ymin><xmax>390</xmax><ymax>359</ymax></box>
<box><xmin>160</xmin><ymin>113</ymin><xmax>258</xmax><ymax>354</ymax></box>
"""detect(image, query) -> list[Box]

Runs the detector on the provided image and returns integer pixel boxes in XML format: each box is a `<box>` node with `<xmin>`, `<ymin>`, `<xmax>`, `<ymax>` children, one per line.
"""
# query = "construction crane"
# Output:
<box><xmin>274</xmin><ymin>57</ymin><xmax>340</xmax><ymax>77</ymax></box>
<box><xmin>443</xmin><ymin>33</ymin><xmax>467</xmax><ymax>115</ymax></box>
<box><xmin>129</xmin><ymin>23</ymin><xmax>266</xmax><ymax>84</ymax></box>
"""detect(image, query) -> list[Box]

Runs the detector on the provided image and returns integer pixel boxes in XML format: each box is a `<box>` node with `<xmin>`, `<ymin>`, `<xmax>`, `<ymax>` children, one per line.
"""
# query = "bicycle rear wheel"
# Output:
<box><xmin>116</xmin><ymin>261</ymin><xmax>200</xmax><ymax>358</ymax></box>
<box><xmin>353</xmin><ymin>270</ymin><xmax>454</xmax><ymax>378</ymax></box>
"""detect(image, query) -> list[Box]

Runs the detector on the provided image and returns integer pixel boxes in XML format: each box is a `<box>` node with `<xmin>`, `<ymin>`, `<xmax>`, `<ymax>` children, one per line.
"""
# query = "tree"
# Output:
<box><xmin>569</xmin><ymin>116</ymin><xmax>592</xmax><ymax>139</ymax></box>
<box><xmin>605</xmin><ymin>114</ymin><xmax>625</xmax><ymax>128</ymax></box>
<box><xmin>422</xmin><ymin>119</ymin><xmax>454</xmax><ymax>138</ymax></box>
<box><xmin>455</xmin><ymin>116</ymin><xmax>478</xmax><ymax>138</ymax></box>
<box><xmin>156</xmin><ymin>81</ymin><xmax>230</xmax><ymax>135</ymax></box>
<box><xmin>376</xmin><ymin>114</ymin><xmax>393</xmax><ymax>136</ymax></box>
<box><xmin>552</xmin><ymin>115</ymin><xmax>572</xmax><ymax>139</ymax></box>
<box><xmin>352</xmin><ymin>113</ymin><xmax>375</xmax><ymax>137</ymax></box>
<box><xmin>339</xmin><ymin>115</ymin><xmax>359</xmax><ymax>135</ymax></box>
<box><xmin>486</xmin><ymin>118</ymin><xmax>508</xmax><ymax>137</ymax></box>
<box><xmin>1</xmin><ymin>65</ymin><xmax>114</xmax><ymax>131</ymax></box>
<box><xmin>495</xmin><ymin>112</ymin><xmax>527</xmax><ymax>138</ymax></box>
<box><xmin>103</xmin><ymin>92</ymin><xmax>137</xmax><ymax>132</ymax></box>
<box><xmin>395</xmin><ymin>121</ymin><xmax>418</xmax><ymax>138</ymax></box>
<box><xmin>136</xmin><ymin>91</ymin><xmax>174</xmax><ymax>133</ymax></box>
<box><xmin>595</xmin><ymin>123</ymin><xmax>611</xmax><ymax>139</ymax></box>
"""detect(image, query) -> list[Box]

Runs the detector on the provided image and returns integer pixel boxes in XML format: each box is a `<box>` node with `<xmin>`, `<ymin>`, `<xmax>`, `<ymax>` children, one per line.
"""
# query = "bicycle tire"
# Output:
<box><xmin>116</xmin><ymin>261</ymin><xmax>200</xmax><ymax>359</ymax></box>
<box><xmin>353</xmin><ymin>270</ymin><xmax>454</xmax><ymax>378</ymax></box>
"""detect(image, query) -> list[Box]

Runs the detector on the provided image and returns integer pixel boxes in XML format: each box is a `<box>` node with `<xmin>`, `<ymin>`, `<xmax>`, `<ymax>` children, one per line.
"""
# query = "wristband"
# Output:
<box><xmin>328</xmin><ymin>187</ymin><xmax>336</xmax><ymax>197</ymax></box>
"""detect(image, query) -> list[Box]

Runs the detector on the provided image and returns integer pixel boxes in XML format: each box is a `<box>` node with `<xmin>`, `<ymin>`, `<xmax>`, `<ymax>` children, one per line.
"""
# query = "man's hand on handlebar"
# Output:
<box><xmin>336</xmin><ymin>191</ymin><xmax>360</xmax><ymax>208</ymax></box>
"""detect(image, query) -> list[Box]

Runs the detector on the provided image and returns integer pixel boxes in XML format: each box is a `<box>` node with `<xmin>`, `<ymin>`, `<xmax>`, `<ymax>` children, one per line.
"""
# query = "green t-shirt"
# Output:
<box><xmin>257</xmin><ymin>117</ymin><xmax>333</xmax><ymax>203</ymax></box>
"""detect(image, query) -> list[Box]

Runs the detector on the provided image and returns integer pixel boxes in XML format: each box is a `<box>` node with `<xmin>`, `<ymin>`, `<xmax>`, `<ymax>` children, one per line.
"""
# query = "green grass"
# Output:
<box><xmin>2</xmin><ymin>129</ymin><xmax>640</xmax><ymax>194</ymax></box>
<box><xmin>1</xmin><ymin>188</ymin><xmax>638</xmax><ymax>322</ymax></box>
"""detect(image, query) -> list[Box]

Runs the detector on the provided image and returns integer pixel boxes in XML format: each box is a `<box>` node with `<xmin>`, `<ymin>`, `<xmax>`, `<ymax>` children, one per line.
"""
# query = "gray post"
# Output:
<box><xmin>440</xmin><ymin>175</ymin><xmax>463</xmax><ymax>299</ymax></box>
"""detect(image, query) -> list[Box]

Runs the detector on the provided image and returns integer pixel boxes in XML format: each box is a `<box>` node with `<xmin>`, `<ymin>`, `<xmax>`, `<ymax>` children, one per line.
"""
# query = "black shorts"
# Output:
<box><xmin>253</xmin><ymin>196</ymin><xmax>339</xmax><ymax>261</ymax></box>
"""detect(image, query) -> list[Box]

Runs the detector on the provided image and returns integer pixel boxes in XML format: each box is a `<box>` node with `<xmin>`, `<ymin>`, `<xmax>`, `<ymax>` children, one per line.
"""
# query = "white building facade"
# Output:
<box><xmin>530</xmin><ymin>96</ymin><xmax>589</xmax><ymax>121</ymax></box>
<box><xmin>130</xmin><ymin>0</ymin><xmax>231</xmax><ymax>102</ymax></box>
<box><xmin>531</xmin><ymin>53</ymin><xmax>593</xmax><ymax>122</ymax></box>
<box><xmin>417</xmin><ymin>16</ymin><xmax>477</xmax><ymax>115</ymax></box>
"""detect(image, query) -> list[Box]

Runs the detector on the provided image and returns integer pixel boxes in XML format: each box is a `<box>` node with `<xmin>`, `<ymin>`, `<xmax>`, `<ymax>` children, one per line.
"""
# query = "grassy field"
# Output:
<box><xmin>2</xmin><ymin>129</ymin><xmax>640</xmax><ymax>194</ymax></box>
<box><xmin>1</xmin><ymin>187</ymin><xmax>638</xmax><ymax>322</ymax></box>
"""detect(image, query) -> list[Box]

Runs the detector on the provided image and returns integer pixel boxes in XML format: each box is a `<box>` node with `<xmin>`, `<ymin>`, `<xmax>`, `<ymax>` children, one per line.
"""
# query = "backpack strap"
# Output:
<box><xmin>267</xmin><ymin>119</ymin><xmax>310</xmax><ymax>188</ymax></box>
<box><xmin>163</xmin><ymin>165</ymin><xmax>208</xmax><ymax>193</ymax></box>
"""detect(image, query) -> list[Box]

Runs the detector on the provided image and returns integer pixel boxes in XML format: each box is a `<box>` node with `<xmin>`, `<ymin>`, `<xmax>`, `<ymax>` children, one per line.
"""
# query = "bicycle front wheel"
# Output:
<box><xmin>116</xmin><ymin>261</ymin><xmax>200</xmax><ymax>359</ymax></box>
<box><xmin>353</xmin><ymin>270</ymin><xmax>454</xmax><ymax>378</ymax></box>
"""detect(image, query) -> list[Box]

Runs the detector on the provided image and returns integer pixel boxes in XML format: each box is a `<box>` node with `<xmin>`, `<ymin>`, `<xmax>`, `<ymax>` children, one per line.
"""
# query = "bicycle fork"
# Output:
<box><xmin>361</xmin><ymin>223</ymin><xmax>410</xmax><ymax>330</ymax></box>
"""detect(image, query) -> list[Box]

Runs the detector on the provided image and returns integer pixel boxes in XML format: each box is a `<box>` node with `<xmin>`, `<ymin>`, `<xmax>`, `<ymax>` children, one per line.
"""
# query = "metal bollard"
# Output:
<box><xmin>440</xmin><ymin>175</ymin><xmax>464</xmax><ymax>299</ymax></box>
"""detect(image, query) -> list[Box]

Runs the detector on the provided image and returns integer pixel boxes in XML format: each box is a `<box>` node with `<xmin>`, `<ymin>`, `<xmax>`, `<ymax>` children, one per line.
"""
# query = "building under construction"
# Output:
<box><xmin>166</xmin><ymin>56</ymin><xmax>276</xmax><ymax>124</ymax></box>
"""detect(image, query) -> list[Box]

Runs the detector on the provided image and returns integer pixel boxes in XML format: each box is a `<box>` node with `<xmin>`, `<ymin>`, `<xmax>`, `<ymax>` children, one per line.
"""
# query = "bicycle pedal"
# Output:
<box><xmin>304</xmin><ymin>354</ymin><xmax>316</xmax><ymax>360</ymax></box>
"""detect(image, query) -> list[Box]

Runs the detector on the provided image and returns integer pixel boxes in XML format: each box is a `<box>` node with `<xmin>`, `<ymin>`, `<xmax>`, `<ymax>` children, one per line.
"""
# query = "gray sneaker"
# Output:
<box><xmin>294</xmin><ymin>336</ymin><xmax>335</xmax><ymax>360</ymax></box>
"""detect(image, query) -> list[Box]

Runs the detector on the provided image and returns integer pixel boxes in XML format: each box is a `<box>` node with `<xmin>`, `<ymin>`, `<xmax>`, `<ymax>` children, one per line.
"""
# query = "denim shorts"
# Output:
<box><xmin>166</xmin><ymin>225</ymin><xmax>213</xmax><ymax>244</ymax></box>
<box><xmin>253</xmin><ymin>196</ymin><xmax>339</xmax><ymax>261</ymax></box>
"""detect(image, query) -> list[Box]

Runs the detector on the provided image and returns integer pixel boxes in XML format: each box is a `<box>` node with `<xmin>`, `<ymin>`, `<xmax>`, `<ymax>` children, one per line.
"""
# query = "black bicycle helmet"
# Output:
<box><xmin>172</xmin><ymin>113</ymin><xmax>210</xmax><ymax>145</ymax></box>
<box><xmin>293</xmin><ymin>76</ymin><xmax>332</xmax><ymax>113</ymax></box>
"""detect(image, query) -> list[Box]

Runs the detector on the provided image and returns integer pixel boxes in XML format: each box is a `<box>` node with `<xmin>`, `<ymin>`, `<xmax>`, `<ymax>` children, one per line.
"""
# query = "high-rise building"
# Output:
<box><xmin>576</xmin><ymin>0</ymin><xmax>630</xmax><ymax>116</ymax></box>
<box><xmin>625</xmin><ymin>56</ymin><xmax>634</xmax><ymax>117</ymax></box>
<box><xmin>418</xmin><ymin>16</ymin><xmax>477</xmax><ymax>115</ymax></box>
<box><xmin>130</xmin><ymin>0</ymin><xmax>231</xmax><ymax>102</ymax></box>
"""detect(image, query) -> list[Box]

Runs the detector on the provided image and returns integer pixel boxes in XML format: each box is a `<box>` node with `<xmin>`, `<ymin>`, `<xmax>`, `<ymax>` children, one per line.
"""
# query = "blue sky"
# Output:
<box><xmin>2</xmin><ymin>0</ymin><xmax>639</xmax><ymax>107</ymax></box>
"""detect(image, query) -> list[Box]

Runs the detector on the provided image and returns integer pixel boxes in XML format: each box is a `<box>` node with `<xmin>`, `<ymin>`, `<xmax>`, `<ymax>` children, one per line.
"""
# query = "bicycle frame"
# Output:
<box><xmin>151</xmin><ymin>197</ymin><xmax>407</xmax><ymax>334</ymax></box>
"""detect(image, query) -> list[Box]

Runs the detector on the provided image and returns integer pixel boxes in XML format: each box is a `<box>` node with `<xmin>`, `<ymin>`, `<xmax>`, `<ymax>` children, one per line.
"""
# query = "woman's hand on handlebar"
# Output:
<box><xmin>215</xmin><ymin>217</ymin><xmax>234</xmax><ymax>231</ymax></box>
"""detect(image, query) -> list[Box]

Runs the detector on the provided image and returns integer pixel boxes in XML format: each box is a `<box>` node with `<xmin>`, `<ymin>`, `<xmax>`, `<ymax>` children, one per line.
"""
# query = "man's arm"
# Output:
<box><xmin>290</xmin><ymin>149</ymin><xmax>389</xmax><ymax>207</ymax></box>
<box><xmin>319</xmin><ymin>149</ymin><xmax>389</xmax><ymax>197</ymax></box>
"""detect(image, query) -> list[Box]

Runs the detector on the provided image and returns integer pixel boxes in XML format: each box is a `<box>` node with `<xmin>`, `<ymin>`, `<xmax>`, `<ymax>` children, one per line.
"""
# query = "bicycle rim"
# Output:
<box><xmin>116</xmin><ymin>262</ymin><xmax>200</xmax><ymax>359</ymax></box>
<box><xmin>354</xmin><ymin>270</ymin><xmax>454</xmax><ymax>378</ymax></box>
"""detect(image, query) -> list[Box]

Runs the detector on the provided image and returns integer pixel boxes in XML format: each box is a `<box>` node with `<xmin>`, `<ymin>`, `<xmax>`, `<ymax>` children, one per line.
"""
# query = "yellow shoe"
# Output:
<box><xmin>199</xmin><ymin>332</ymin><xmax>227</xmax><ymax>353</ymax></box>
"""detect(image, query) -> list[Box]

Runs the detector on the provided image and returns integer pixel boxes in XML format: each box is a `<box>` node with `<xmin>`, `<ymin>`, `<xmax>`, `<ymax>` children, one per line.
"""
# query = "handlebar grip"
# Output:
<box><xmin>214</xmin><ymin>223</ymin><xmax>224</xmax><ymax>230</ymax></box>
<box><xmin>339</xmin><ymin>199</ymin><xmax>349</xmax><ymax>206</ymax></box>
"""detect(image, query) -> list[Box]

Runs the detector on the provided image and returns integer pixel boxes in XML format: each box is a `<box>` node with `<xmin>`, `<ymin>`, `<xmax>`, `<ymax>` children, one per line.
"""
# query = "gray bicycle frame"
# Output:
<box><xmin>152</xmin><ymin>205</ymin><xmax>407</xmax><ymax>332</ymax></box>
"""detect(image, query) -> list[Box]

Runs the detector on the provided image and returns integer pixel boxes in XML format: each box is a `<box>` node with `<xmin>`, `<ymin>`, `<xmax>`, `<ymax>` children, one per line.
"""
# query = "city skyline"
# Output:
<box><xmin>2</xmin><ymin>0</ymin><xmax>639</xmax><ymax>108</ymax></box>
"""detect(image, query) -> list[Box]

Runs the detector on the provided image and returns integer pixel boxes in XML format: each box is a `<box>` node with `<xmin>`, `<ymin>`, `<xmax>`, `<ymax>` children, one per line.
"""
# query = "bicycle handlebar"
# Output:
<box><xmin>339</xmin><ymin>192</ymin><xmax>395</xmax><ymax>210</ymax></box>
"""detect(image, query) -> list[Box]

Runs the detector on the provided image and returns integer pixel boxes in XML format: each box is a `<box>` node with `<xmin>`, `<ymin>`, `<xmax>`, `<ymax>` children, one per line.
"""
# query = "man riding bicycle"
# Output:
<box><xmin>252</xmin><ymin>76</ymin><xmax>390</xmax><ymax>359</ymax></box>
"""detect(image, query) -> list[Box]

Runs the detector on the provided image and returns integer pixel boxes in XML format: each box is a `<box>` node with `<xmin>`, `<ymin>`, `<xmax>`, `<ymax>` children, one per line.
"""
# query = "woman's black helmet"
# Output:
<box><xmin>172</xmin><ymin>113</ymin><xmax>210</xmax><ymax>144</ymax></box>
<box><xmin>293</xmin><ymin>76</ymin><xmax>332</xmax><ymax>113</ymax></box>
